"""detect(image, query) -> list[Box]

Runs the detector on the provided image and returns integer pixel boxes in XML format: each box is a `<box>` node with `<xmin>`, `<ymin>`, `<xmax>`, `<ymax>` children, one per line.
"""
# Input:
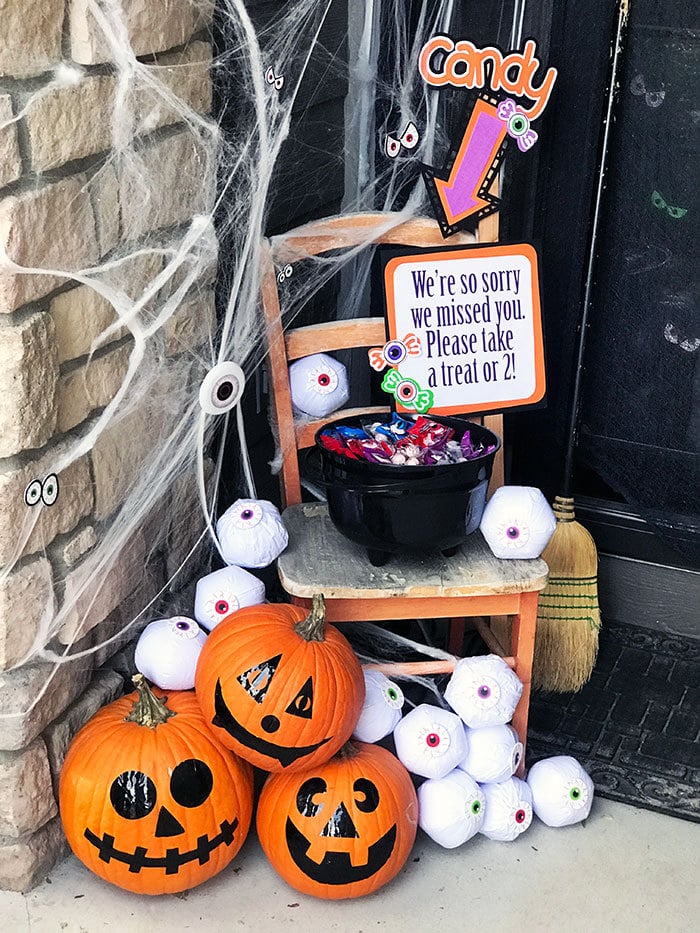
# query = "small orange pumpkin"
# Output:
<box><xmin>256</xmin><ymin>741</ymin><xmax>418</xmax><ymax>899</ymax></box>
<box><xmin>59</xmin><ymin>675</ymin><xmax>254</xmax><ymax>895</ymax></box>
<box><xmin>195</xmin><ymin>595</ymin><xmax>365</xmax><ymax>772</ymax></box>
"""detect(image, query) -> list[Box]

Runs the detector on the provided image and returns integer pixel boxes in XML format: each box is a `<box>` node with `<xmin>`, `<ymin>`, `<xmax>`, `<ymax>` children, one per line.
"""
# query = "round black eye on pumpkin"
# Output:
<box><xmin>353</xmin><ymin>778</ymin><xmax>380</xmax><ymax>813</ymax></box>
<box><xmin>110</xmin><ymin>770</ymin><xmax>157</xmax><ymax>820</ymax></box>
<box><xmin>296</xmin><ymin>777</ymin><xmax>327</xmax><ymax>817</ymax></box>
<box><xmin>170</xmin><ymin>759</ymin><xmax>214</xmax><ymax>808</ymax></box>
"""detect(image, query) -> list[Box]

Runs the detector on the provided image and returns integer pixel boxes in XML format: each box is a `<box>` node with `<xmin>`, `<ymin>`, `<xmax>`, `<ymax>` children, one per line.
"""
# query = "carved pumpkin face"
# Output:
<box><xmin>256</xmin><ymin>742</ymin><xmax>418</xmax><ymax>899</ymax></box>
<box><xmin>195</xmin><ymin>598</ymin><xmax>365</xmax><ymax>772</ymax></box>
<box><xmin>59</xmin><ymin>678</ymin><xmax>254</xmax><ymax>895</ymax></box>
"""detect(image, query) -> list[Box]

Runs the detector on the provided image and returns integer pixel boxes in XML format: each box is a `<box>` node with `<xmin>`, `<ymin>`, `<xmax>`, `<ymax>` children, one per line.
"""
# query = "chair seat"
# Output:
<box><xmin>278</xmin><ymin>502</ymin><xmax>549</xmax><ymax>600</ymax></box>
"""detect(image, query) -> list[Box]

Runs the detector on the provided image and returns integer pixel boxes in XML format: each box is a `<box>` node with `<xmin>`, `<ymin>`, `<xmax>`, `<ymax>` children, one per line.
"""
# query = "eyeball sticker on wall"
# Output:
<box><xmin>288</xmin><ymin>352</ymin><xmax>349</xmax><ymax>419</ymax></box>
<box><xmin>497</xmin><ymin>98</ymin><xmax>538</xmax><ymax>151</ymax></box>
<box><xmin>630</xmin><ymin>73</ymin><xmax>665</xmax><ymax>108</ymax></box>
<box><xmin>24</xmin><ymin>473</ymin><xmax>60</xmax><ymax>507</ymax></box>
<box><xmin>265</xmin><ymin>66</ymin><xmax>284</xmax><ymax>91</ymax></box>
<box><xmin>199</xmin><ymin>361</ymin><xmax>246</xmax><ymax>415</ymax></box>
<box><xmin>381</xmin><ymin>369</ymin><xmax>433</xmax><ymax>414</ymax></box>
<box><xmin>368</xmin><ymin>333</ymin><xmax>421</xmax><ymax>371</ymax></box>
<box><xmin>417</xmin><ymin>768</ymin><xmax>486</xmax><ymax>848</ymax></box>
<box><xmin>444</xmin><ymin>654</ymin><xmax>523</xmax><ymax>728</ymax></box>
<box><xmin>194</xmin><ymin>565</ymin><xmax>266</xmax><ymax>632</ymax></box>
<box><xmin>480</xmin><ymin>776</ymin><xmax>533</xmax><ymax>842</ymax></box>
<box><xmin>651</xmin><ymin>190</ymin><xmax>688</xmax><ymax>219</ymax></box>
<box><xmin>277</xmin><ymin>264</ymin><xmax>293</xmax><ymax>284</ymax></box>
<box><xmin>393</xmin><ymin>703</ymin><xmax>466</xmax><ymax>780</ymax></box>
<box><xmin>216</xmin><ymin>498</ymin><xmax>288</xmax><ymax>569</ymax></box>
<box><xmin>526</xmin><ymin>755</ymin><xmax>594</xmax><ymax>827</ymax></box>
<box><xmin>479</xmin><ymin>486</ymin><xmax>556</xmax><ymax>560</ymax></box>
<box><xmin>384</xmin><ymin>121</ymin><xmax>420</xmax><ymax>158</ymax></box>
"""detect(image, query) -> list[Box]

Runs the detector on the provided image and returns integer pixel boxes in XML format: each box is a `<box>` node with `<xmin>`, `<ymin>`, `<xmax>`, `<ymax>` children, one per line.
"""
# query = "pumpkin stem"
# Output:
<box><xmin>125</xmin><ymin>674</ymin><xmax>176</xmax><ymax>728</ymax></box>
<box><xmin>294</xmin><ymin>593</ymin><xmax>327</xmax><ymax>642</ymax></box>
<box><xmin>336</xmin><ymin>741</ymin><xmax>360</xmax><ymax>760</ymax></box>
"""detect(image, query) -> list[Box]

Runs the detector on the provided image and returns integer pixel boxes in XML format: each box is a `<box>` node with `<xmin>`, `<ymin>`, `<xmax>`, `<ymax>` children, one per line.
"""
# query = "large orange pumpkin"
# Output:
<box><xmin>195</xmin><ymin>595</ymin><xmax>365</xmax><ymax>772</ymax></box>
<box><xmin>256</xmin><ymin>741</ymin><xmax>418</xmax><ymax>899</ymax></box>
<box><xmin>59</xmin><ymin>675</ymin><xmax>254</xmax><ymax>895</ymax></box>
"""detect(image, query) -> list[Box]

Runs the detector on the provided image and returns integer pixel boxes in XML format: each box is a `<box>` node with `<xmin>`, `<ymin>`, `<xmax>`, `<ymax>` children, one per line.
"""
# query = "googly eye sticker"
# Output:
<box><xmin>384</xmin><ymin>121</ymin><xmax>420</xmax><ymax>158</ymax></box>
<box><xmin>307</xmin><ymin>364</ymin><xmax>339</xmax><ymax>395</ymax></box>
<box><xmin>265</xmin><ymin>66</ymin><xmax>284</xmax><ymax>91</ymax></box>
<box><xmin>168</xmin><ymin>617</ymin><xmax>201</xmax><ymax>640</ymax></box>
<box><xmin>229</xmin><ymin>501</ymin><xmax>263</xmax><ymax>530</ymax></box>
<box><xmin>24</xmin><ymin>474</ymin><xmax>60</xmax><ymax>508</ymax></box>
<box><xmin>199</xmin><ymin>361</ymin><xmax>246</xmax><ymax>415</ymax></box>
<box><xmin>368</xmin><ymin>333</ymin><xmax>422</xmax><ymax>371</ymax></box>
<box><xmin>382</xmin><ymin>681</ymin><xmax>404</xmax><ymax>710</ymax></box>
<box><xmin>24</xmin><ymin>479</ymin><xmax>43</xmax><ymax>507</ymax></box>
<box><xmin>277</xmin><ymin>264</ymin><xmax>293</xmax><ymax>284</ymax></box>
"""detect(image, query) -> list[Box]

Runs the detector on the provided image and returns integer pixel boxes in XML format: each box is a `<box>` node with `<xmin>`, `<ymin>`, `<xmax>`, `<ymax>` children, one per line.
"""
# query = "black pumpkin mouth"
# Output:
<box><xmin>285</xmin><ymin>818</ymin><xmax>397</xmax><ymax>885</ymax></box>
<box><xmin>212</xmin><ymin>679</ymin><xmax>332</xmax><ymax>768</ymax></box>
<box><xmin>83</xmin><ymin>817</ymin><xmax>239</xmax><ymax>875</ymax></box>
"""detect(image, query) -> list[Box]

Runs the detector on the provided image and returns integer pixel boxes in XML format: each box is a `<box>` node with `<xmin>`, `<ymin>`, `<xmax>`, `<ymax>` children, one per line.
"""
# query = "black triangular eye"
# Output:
<box><xmin>237</xmin><ymin>654</ymin><xmax>282</xmax><ymax>703</ymax></box>
<box><xmin>110</xmin><ymin>771</ymin><xmax>157</xmax><ymax>820</ymax></box>
<box><xmin>353</xmin><ymin>778</ymin><xmax>380</xmax><ymax>813</ymax></box>
<box><xmin>170</xmin><ymin>759</ymin><xmax>213</xmax><ymax>808</ymax></box>
<box><xmin>285</xmin><ymin>676</ymin><xmax>314</xmax><ymax>719</ymax></box>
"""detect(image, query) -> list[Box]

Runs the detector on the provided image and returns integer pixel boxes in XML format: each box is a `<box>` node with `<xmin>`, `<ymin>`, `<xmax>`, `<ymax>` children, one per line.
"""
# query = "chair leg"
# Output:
<box><xmin>447</xmin><ymin>618</ymin><xmax>466</xmax><ymax>656</ymax></box>
<box><xmin>509</xmin><ymin>590</ymin><xmax>539</xmax><ymax>776</ymax></box>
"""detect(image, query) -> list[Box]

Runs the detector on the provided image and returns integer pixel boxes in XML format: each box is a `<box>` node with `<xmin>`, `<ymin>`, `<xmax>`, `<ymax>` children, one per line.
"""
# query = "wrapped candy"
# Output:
<box><xmin>216</xmin><ymin>498</ymin><xmax>288</xmax><ymax>568</ymax></box>
<box><xmin>459</xmin><ymin>724</ymin><xmax>523</xmax><ymax>784</ymax></box>
<box><xmin>135</xmin><ymin>617</ymin><xmax>207</xmax><ymax>690</ymax></box>
<box><xmin>352</xmin><ymin>670</ymin><xmax>404</xmax><ymax>743</ymax></box>
<box><xmin>480</xmin><ymin>776</ymin><xmax>533</xmax><ymax>842</ymax></box>
<box><xmin>445</xmin><ymin>654</ymin><xmax>523</xmax><ymax>728</ymax></box>
<box><xmin>417</xmin><ymin>769</ymin><xmax>485</xmax><ymax>848</ymax></box>
<box><xmin>393</xmin><ymin>703</ymin><xmax>466</xmax><ymax>779</ymax></box>
<box><xmin>289</xmin><ymin>352</ymin><xmax>349</xmax><ymax>418</ymax></box>
<box><xmin>480</xmin><ymin>486</ymin><xmax>556</xmax><ymax>559</ymax></box>
<box><xmin>527</xmin><ymin>756</ymin><xmax>594</xmax><ymax>827</ymax></box>
<box><xmin>194</xmin><ymin>565</ymin><xmax>265</xmax><ymax>631</ymax></box>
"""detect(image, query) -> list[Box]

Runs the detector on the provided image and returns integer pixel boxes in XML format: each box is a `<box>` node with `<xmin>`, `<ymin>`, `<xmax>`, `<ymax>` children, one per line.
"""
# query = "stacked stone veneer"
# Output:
<box><xmin>0</xmin><ymin>1</ymin><xmax>216</xmax><ymax>891</ymax></box>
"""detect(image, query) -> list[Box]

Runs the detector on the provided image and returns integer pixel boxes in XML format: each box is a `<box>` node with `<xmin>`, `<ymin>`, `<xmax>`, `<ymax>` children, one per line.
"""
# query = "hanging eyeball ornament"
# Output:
<box><xmin>216</xmin><ymin>498</ymin><xmax>288</xmax><ymax>569</ymax></box>
<box><xmin>352</xmin><ymin>670</ymin><xmax>404</xmax><ymax>744</ymax></box>
<box><xmin>527</xmin><ymin>756</ymin><xmax>594</xmax><ymax>827</ymax></box>
<box><xmin>194</xmin><ymin>566</ymin><xmax>266</xmax><ymax>632</ymax></box>
<box><xmin>288</xmin><ymin>352</ymin><xmax>349</xmax><ymax>418</ymax></box>
<box><xmin>480</xmin><ymin>776</ymin><xmax>533</xmax><ymax>842</ymax></box>
<box><xmin>479</xmin><ymin>486</ymin><xmax>556</xmax><ymax>559</ymax></box>
<box><xmin>198</xmin><ymin>361</ymin><xmax>246</xmax><ymax>415</ymax></box>
<box><xmin>460</xmin><ymin>724</ymin><xmax>524</xmax><ymax>784</ymax></box>
<box><xmin>135</xmin><ymin>617</ymin><xmax>207</xmax><ymax>691</ymax></box>
<box><xmin>392</xmin><ymin>703</ymin><xmax>466</xmax><ymax>779</ymax></box>
<box><xmin>417</xmin><ymin>769</ymin><xmax>485</xmax><ymax>848</ymax></box>
<box><xmin>445</xmin><ymin>654</ymin><xmax>523</xmax><ymax>728</ymax></box>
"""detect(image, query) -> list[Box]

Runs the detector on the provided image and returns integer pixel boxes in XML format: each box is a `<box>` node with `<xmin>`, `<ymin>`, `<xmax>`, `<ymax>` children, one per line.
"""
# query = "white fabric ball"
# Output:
<box><xmin>289</xmin><ymin>352</ymin><xmax>349</xmax><ymax>418</ymax></box>
<box><xmin>480</xmin><ymin>777</ymin><xmax>533</xmax><ymax>842</ymax></box>
<box><xmin>460</xmin><ymin>724</ymin><xmax>524</xmax><ymax>784</ymax></box>
<box><xmin>352</xmin><ymin>670</ymin><xmax>404</xmax><ymax>743</ymax></box>
<box><xmin>418</xmin><ymin>769</ymin><xmax>485</xmax><ymax>848</ymax></box>
<box><xmin>393</xmin><ymin>703</ymin><xmax>466</xmax><ymax>779</ymax></box>
<box><xmin>216</xmin><ymin>498</ymin><xmax>288</xmax><ymax>568</ymax></box>
<box><xmin>135</xmin><ymin>617</ymin><xmax>207</xmax><ymax>691</ymax></box>
<box><xmin>527</xmin><ymin>756</ymin><xmax>594</xmax><ymax>827</ymax></box>
<box><xmin>445</xmin><ymin>654</ymin><xmax>523</xmax><ymax>728</ymax></box>
<box><xmin>194</xmin><ymin>565</ymin><xmax>265</xmax><ymax>631</ymax></box>
<box><xmin>480</xmin><ymin>486</ymin><xmax>556</xmax><ymax>559</ymax></box>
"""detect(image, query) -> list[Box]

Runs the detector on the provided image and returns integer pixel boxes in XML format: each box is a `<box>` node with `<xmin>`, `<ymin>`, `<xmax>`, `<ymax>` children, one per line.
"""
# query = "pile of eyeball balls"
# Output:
<box><xmin>354</xmin><ymin>656</ymin><xmax>594</xmax><ymax>850</ymax></box>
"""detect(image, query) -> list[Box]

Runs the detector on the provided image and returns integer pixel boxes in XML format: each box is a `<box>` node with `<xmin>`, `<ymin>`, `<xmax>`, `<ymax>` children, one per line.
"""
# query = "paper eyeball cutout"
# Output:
<box><xmin>480</xmin><ymin>486</ymin><xmax>556</xmax><ymax>559</ymax></box>
<box><xmin>288</xmin><ymin>353</ymin><xmax>349</xmax><ymax>418</ymax></box>
<box><xmin>199</xmin><ymin>361</ymin><xmax>246</xmax><ymax>415</ymax></box>
<box><xmin>460</xmin><ymin>724</ymin><xmax>523</xmax><ymax>784</ymax></box>
<box><xmin>194</xmin><ymin>565</ymin><xmax>266</xmax><ymax>632</ymax></box>
<box><xmin>352</xmin><ymin>670</ymin><xmax>404</xmax><ymax>743</ymax></box>
<box><xmin>24</xmin><ymin>473</ymin><xmax>60</xmax><ymax>507</ymax></box>
<box><xmin>393</xmin><ymin>704</ymin><xmax>466</xmax><ymax>779</ymax></box>
<box><xmin>417</xmin><ymin>769</ymin><xmax>485</xmax><ymax>848</ymax></box>
<box><xmin>480</xmin><ymin>777</ymin><xmax>533</xmax><ymax>842</ymax></box>
<box><xmin>527</xmin><ymin>756</ymin><xmax>594</xmax><ymax>827</ymax></box>
<box><xmin>135</xmin><ymin>617</ymin><xmax>207</xmax><ymax>691</ymax></box>
<box><xmin>216</xmin><ymin>498</ymin><xmax>288</xmax><ymax>568</ymax></box>
<box><xmin>445</xmin><ymin>655</ymin><xmax>523</xmax><ymax>728</ymax></box>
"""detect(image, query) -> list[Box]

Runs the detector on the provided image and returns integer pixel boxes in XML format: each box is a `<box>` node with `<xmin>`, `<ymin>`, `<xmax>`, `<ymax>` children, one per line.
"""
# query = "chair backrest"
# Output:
<box><xmin>262</xmin><ymin>212</ymin><xmax>503</xmax><ymax>507</ymax></box>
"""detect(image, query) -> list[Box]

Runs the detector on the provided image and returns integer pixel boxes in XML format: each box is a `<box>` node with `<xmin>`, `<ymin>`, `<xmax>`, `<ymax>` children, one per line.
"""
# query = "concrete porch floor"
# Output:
<box><xmin>2</xmin><ymin>797</ymin><xmax>696</xmax><ymax>932</ymax></box>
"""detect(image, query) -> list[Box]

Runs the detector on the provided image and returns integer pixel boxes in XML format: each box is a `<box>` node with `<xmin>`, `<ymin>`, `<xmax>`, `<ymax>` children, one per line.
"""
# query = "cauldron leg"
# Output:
<box><xmin>367</xmin><ymin>548</ymin><xmax>391</xmax><ymax>567</ymax></box>
<box><xmin>442</xmin><ymin>545</ymin><xmax>460</xmax><ymax>558</ymax></box>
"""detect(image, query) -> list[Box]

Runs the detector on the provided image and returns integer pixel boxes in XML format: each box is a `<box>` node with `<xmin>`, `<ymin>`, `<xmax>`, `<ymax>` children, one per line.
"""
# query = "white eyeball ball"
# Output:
<box><xmin>393</xmin><ymin>703</ymin><xmax>467</xmax><ymax>779</ymax></box>
<box><xmin>194</xmin><ymin>565</ymin><xmax>266</xmax><ymax>631</ymax></box>
<box><xmin>480</xmin><ymin>486</ymin><xmax>556</xmax><ymax>559</ymax></box>
<box><xmin>527</xmin><ymin>756</ymin><xmax>594</xmax><ymax>827</ymax></box>
<box><xmin>289</xmin><ymin>352</ymin><xmax>349</xmax><ymax>418</ymax></box>
<box><xmin>352</xmin><ymin>670</ymin><xmax>404</xmax><ymax>743</ymax></box>
<box><xmin>135</xmin><ymin>617</ymin><xmax>207</xmax><ymax>691</ymax></box>
<box><xmin>480</xmin><ymin>777</ymin><xmax>533</xmax><ymax>842</ymax></box>
<box><xmin>216</xmin><ymin>498</ymin><xmax>288</xmax><ymax>568</ymax></box>
<box><xmin>445</xmin><ymin>654</ymin><xmax>523</xmax><ymax>728</ymax></box>
<box><xmin>459</xmin><ymin>724</ymin><xmax>523</xmax><ymax>784</ymax></box>
<box><xmin>418</xmin><ymin>769</ymin><xmax>485</xmax><ymax>848</ymax></box>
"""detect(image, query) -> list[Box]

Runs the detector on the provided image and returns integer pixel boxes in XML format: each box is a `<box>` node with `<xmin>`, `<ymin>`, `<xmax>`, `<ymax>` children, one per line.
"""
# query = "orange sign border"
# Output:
<box><xmin>384</xmin><ymin>243</ymin><xmax>546</xmax><ymax>416</ymax></box>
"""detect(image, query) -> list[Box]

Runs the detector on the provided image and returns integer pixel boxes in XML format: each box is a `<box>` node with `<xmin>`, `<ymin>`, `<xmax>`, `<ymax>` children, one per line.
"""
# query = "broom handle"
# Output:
<box><xmin>561</xmin><ymin>0</ymin><xmax>630</xmax><ymax>497</ymax></box>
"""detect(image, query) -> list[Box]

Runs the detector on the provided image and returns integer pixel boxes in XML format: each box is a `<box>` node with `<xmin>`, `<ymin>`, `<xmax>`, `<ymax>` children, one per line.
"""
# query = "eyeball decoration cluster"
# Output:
<box><xmin>479</xmin><ymin>486</ymin><xmax>556</xmax><ymax>560</ymax></box>
<box><xmin>288</xmin><ymin>352</ymin><xmax>350</xmax><ymax>419</ymax></box>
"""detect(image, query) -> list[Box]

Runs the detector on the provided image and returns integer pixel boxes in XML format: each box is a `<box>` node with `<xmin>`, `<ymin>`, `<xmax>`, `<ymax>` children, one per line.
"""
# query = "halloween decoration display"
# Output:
<box><xmin>444</xmin><ymin>655</ymin><xmax>523</xmax><ymax>728</ymax></box>
<box><xmin>195</xmin><ymin>595</ymin><xmax>365</xmax><ymax>772</ymax></box>
<box><xmin>256</xmin><ymin>741</ymin><xmax>418</xmax><ymax>899</ymax></box>
<box><xmin>479</xmin><ymin>486</ymin><xmax>556</xmax><ymax>559</ymax></box>
<box><xmin>134</xmin><ymin>617</ymin><xmax>207</xmax><ymax>691</ymax></box>
<box><xmin>393</xmin><ymin>703</ymin><xmax>466</xmax><ymax>779</ymax></box>
<box><xmin>479</xmin><ymin>776</ymin><xmax>533</xmax><ymax>842</ymax></box>
<box><xmin>459</xmin><ymin>724</ymin><xmax>523</xmax><ymax>785</ymax></box>
<box><xmin>352</xmin><ymin>671</ymin><xmax>404</xmax><ymax>744</ymax></box>
<box><xmin>527</xmin><ymin>756</ymin><xmax>594</xmax><ymax>827</ymax></box>
<box><xmin>215</xmin><ymin>498</ymin><xmax>288</xmax><ymax>568</ymax></box>
<box><xmin>59</xmin><ymin>675</ymin><xmax>254</xmax><ymax>895</ymax></box>
<box><xmin>288</xmin><ymin>352</ymin><xmax>349</xmax><ymax>419</ymax></box>
<box><xmin>417</xmin><ymin>768</ymin><xmax>485</xmax><ymax>849</ymax></box>
<box><xmin>194</xmin><ymin>565</ymin><xmax>265</xmax><ymax>632</ymax></box>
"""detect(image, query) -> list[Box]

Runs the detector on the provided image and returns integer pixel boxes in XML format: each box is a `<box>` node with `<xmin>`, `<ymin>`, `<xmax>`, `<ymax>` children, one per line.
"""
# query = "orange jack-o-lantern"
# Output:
<box><xmin>59</xmin><ymin>676</ymin><xmax>254</xmax><ymax>895</ymax></box>
<box><xmin>256</xmin><ymin>742</ymin><xmax>418</xmax><ymax>899</ymax></box>
<box><xmin>195</xmin><ymin>595</ymin><xmax>365</xmax><ymax>772</ymax></box>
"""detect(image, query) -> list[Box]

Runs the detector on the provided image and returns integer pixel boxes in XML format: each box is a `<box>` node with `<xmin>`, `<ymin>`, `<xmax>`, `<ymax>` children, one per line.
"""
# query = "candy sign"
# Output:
<box><xmin>383</xmin><ymin>244</ymin><xmax>545</xmax><ymax>416</ymax></box>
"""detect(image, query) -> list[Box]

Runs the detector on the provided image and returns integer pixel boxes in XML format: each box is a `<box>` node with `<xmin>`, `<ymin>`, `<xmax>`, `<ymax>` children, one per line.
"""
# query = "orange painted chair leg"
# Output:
<box><xmin>509</xmin><ymin>590</ymin><xmax>539</xmax><ymax>776</ymax></box>
<box><xmin>447</xmin><ymin>618</ymin><xmax>466</xmax><ymax>656</ymax></box>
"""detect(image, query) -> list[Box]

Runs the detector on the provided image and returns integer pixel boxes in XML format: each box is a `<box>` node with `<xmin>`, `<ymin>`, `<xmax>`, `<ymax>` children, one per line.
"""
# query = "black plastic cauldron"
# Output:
<box><xmin>314</xmin><ymin>414</ymin><xmax>500</xmax><ymax>566</ymax></box>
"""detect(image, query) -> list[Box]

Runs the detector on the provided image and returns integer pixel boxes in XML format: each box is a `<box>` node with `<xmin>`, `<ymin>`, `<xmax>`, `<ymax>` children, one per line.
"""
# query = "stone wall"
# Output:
<box><xmin>0</xmin><ymin>1</ymin><xmax>215</xmax><ymax>891</ymax></box>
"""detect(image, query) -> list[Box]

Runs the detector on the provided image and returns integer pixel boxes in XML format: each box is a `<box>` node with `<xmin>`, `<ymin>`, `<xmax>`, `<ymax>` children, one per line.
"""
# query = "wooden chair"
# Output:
<box><xmin>261</xmin><ymin>212</ymin><xmax>548</xmax><ymax>773</ymax></box>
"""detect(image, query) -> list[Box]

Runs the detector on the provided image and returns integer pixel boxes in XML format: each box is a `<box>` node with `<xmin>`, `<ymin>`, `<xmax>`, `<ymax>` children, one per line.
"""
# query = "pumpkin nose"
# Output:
<box><xmin>261</xmin><ymin>715</ymin><xmax>280</xmax><ymax>733</ymax></box>
<box><xmin>321</xmin><ymin>801</ymin><xmax>359</xmax><ymax>839</ymax></box>
<box><xmin>155</xmin><ymin>805</ymin><xmax>185</xmax><ymax>837</ymax></box>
